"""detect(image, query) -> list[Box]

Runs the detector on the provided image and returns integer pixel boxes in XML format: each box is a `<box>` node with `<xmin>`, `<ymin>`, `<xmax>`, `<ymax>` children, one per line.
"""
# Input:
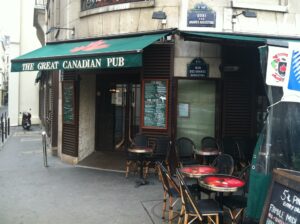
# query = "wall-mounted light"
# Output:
<box><xmin>45</xmin><ymin>27</ymin><xmax>75</xmax><ymax>38</ymax></box>
<box><xmin>152</xmin><ymin>11</ymin><xmax>167</xmax><ymax>26</ymax></box>
<box><xmin>232</xmin><ymin>10</ymin><xmax>257</xmax><ymax>22</ymax></box>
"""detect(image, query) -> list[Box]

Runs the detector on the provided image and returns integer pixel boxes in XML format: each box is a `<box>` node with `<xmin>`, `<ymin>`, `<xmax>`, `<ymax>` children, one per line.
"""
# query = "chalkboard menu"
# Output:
<box><xmin>63</xmin><ymin>82</ymin><xmax>74</xmax><ymax>124</ymax></box>
<box><xmin>142</xmin><ymin>79</ymin><xmax>168</xmax><ymax>130</ymax></box>
<box><xmin>260</xmin><ymin>169</ymin><xmax>300</xmax><ymax>224</ymax></box>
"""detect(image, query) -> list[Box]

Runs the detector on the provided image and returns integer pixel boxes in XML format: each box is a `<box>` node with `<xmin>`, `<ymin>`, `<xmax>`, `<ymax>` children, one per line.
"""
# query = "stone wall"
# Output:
<box><xmin>78</xmin><ymin>74</ymin><xmax>96</xmax><ymax>161</ymax></box>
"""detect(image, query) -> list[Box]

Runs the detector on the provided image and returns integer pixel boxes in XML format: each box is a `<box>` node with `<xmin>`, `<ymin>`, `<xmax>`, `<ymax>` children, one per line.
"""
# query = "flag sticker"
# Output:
<box><xmin>288</xmin><ymin>50</ymin><xmax>300</xmax><ymax>91</ymax></box>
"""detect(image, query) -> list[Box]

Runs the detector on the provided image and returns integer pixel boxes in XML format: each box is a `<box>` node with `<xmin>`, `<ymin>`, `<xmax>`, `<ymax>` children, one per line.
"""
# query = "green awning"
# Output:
<box><xmin>180</xmin><ymin>31</ymin><xmax>300</xmax><ymax>45</ymax></box>
<box><xmin>11</xmin><ymin>32</ymin><xmax>169</xmax><ymax>72</ymax></box>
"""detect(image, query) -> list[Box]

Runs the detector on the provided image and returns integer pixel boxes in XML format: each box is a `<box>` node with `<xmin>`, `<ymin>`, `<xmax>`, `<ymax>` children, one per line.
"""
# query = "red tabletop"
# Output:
<box><xmin>180</xmin><ymin>165</ymin><xmax>217</xmax><ymax>178</ymax></box>
<box><xmin>128</xmin><ymin>146</ymin><xmax>153</xmax><ymax>154</ymax></box>
<box><xmin>199</xmin><ymin>174</ymin><xmax>245</xmax><ymax>192</ymax></box>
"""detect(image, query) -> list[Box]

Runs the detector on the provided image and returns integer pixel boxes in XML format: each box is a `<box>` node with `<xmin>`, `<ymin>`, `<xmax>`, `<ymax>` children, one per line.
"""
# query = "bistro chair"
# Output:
<box><xmin>176</xmin><ymin>169</ymin><xmax>222</xmax><ymax>224</ymax></box>
<box><xmin>211</xmin><ymin>153</ymin><xmax>235</xmax><ymax>175</ymax></box>
<box><xmin>219</xmin><ymin>165</ymin><xmax>250</xmax><ymax>224</ymax></box>
<box><xmin>175</xmin><ymin>137</ymin><xmax>198</xmax><ymax>167</ymax></box>
<box><xmin>125</xmin><ymin>133</ymin><xmax>148</xmax><ymax>178</ymax></box>
<box><xmin>221</xmin><ymin>137</ymin><xmax>244</xmax><ymax>173</ymax></box>
<box><xmin>200</xmin><ymin>136</ymin><xmax>221</xmax><ymax>164</ymax></box>
<box><xmin>157</xmin><ymin>162</ymin><xmax>181</xmax><ymax>223</ymax></box>
<box><xmin>144</xmin><ymin>136</ymin><xmax>171</xmax><ymax>178</ymax></box>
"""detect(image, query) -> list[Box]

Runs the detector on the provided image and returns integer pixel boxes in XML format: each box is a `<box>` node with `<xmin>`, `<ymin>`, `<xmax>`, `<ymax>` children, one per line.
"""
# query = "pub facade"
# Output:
<box><xmin>12</xmin><ymin>0</ymin><xmax>300</xmax><ymax>164</ymax></box>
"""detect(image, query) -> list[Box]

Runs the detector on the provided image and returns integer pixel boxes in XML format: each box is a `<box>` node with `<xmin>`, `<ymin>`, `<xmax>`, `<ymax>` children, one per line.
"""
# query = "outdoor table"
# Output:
<box><xmin>194</xmin><ymin>148</ymin><xmax>221</xmax><ymax>164</ymax></box>
<box><xmin>180</xmin><ymin>165</ymin><xmax>218</xmax><ymax>178</ymax></box>
<box><xmin>128</xmin><ymin>146</ymin><xmax>153</xmax><ymax>187</ymax></box>
<box><xmin>198</xmin><ymin>174</ymin><xmax>245</xmax><ymax>223</ymax></box>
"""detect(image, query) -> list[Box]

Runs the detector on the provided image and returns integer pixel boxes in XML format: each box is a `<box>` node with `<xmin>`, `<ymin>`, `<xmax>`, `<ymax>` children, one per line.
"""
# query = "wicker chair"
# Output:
<box><xmin>157</xmin><ymin>162</ymin><xmax>181</xmax><ymax>223</ymax></box>
<box><xmin>175</xmin><ymin>137</ymin><xmax>198</xmax><ymax>167</ymax></box>
<box><xmin>176</xmin><ymin>169</ymin><xmax>222</xmax><ymax>224</ymax></box>
<box><xmin>125</xmin><ymin>133</ymin><xmax>148</xmax><ymax>178</ymax></box>
<box><xmin>219</xmin><ymin>165</ymin><xmax>250</xmax><ymax>224</ymax></box>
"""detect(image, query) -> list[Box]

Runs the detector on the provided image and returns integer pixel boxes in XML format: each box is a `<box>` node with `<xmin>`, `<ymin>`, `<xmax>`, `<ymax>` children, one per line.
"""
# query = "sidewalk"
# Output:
<box><xmin>0</xmin><ymin>126</ymin><xmax>164</xmax><ymax>224</ymax></box>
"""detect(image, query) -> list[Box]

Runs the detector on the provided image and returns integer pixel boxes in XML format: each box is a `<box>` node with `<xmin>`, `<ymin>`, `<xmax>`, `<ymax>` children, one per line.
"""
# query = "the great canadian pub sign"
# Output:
<box><xmin>187</xmin><ymin>3</ymin><xmax>216</xmax><ymax>27</ymax></box>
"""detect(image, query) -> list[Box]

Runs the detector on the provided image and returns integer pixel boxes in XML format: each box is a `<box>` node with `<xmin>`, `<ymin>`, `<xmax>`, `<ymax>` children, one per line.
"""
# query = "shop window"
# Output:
<box><xmin>177</xmin><ymin>80</ymin><xmax>216</xmax><ymax>148</ymax></box>
<box><xmin>81</xmin><ymin>0</ymin><xmax>154</xmax><ymax>12</ymax></box>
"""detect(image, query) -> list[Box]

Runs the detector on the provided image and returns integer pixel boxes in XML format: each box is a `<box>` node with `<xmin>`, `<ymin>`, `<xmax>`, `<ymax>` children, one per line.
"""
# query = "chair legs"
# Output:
<box><xmin>162</xmin><ymin>191</ymin><xmax>167</xmax><ymax>220</ymax></box>
<box><xmin>125</xmin><ymin>160</ymin><xmax>138</xmax><ymax>178</ymax></box>
<box><xmin>227</xmin><ymin>208</ymin><xmax>244</xmax><ymax>224</ymax></box>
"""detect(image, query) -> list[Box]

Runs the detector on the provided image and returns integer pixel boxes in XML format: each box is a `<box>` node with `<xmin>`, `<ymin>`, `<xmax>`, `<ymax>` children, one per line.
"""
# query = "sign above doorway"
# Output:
<box><xmin>187</xmin><ymin>57</ymin><xmax>209</xmax><ymax>78</ymax></box>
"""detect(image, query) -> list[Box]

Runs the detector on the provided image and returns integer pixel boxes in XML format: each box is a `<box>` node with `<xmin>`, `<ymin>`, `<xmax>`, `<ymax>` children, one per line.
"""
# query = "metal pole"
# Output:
<box><xmin>42</xmin><ymin>131</ymin><xmax>48</xmax><ymax>167</ymax></box>
<box><xmin>4</xmin><ymin>114</ymin><xmax>7</xmax><ymax>139</ymax></box>
<box><xmin>7</xmin><ymin>118</ymin><xmax>10</xmax><ymax>136</ymax></box>
<box><xmin>1</xmin><ymin>115</ymin><xmax>3</xmax><ymax>143</ymax></box>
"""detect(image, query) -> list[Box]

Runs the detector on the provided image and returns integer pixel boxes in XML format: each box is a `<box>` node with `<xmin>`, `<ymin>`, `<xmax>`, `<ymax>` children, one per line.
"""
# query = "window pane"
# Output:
<box><xmin>177</xmin><ymin>80</ymin><xmax>216</xmax><ymax>148</ymax></box>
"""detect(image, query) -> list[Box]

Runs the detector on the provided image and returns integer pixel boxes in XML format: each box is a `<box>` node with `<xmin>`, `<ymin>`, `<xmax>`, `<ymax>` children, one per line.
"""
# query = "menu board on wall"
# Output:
<box><xmin>260</xmin><ymin>169</ymin><xmax>300</xmax><ymax>224</ymax></box>
<box><xmin>63</xmin><ymin>82</ymin><xmax>74</xmax><ymax>124</ymax></box>
<box><xmin>142</xmin><ymin>79</ymin><xmax>168</xmax><ymax>130</ymax></box>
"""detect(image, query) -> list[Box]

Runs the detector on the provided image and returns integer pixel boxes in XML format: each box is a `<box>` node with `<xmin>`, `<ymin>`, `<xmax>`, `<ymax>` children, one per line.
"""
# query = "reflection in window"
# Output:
<box><xmin>177</xmin><ymin>80</ymin><xmax>216</xmax><ymax>148</ymax></box>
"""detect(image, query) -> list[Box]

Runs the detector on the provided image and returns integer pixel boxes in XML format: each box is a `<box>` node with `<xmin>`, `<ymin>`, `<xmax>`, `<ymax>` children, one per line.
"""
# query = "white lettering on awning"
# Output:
<box><xmin>22</xmin><ymin>63</ymin><xmax>34</xmax><ymax>71</ymax></box>
<box><xmin>37</xmin><ymin>61</ymin><xmax>59</xmax><ymax>70</ymax></box>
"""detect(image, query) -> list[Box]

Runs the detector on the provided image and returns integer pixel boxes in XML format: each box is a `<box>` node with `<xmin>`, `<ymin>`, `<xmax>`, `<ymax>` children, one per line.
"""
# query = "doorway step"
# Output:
<box><xmin>76</xmin><ymin>151</ymin><xmax>126</xmax><ymax>173</ymax></box>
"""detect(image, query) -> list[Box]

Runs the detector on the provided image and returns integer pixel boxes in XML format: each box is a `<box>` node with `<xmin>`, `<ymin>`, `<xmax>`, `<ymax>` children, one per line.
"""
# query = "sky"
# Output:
<box><xmin>0</xmin><ymin>0</ymin><xmax>21</xmax><ymax>42</ymax></box>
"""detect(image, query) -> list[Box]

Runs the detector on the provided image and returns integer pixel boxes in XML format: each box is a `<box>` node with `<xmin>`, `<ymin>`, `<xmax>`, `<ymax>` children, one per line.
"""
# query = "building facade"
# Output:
<box><xmin>1</xmin><ymin>0</ymin><xmax>41</xmax><ymax>126</ymax></box>
<box><xmin>11</xmin><ymin>1</ymin><xmax>300</xmax><ymax>159</ymax></box>
<box><xmin>10</xmin><ymin>0</ymin><xmax>300</xmax><ymax>221</ymax></box>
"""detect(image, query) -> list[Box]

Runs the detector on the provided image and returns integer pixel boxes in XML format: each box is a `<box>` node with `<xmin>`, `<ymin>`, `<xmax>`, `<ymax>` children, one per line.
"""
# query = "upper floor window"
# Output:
<box><xmin>81</xmin><ymin>0</ymin><xmax>147</xmax><ymax>11</ymax></box>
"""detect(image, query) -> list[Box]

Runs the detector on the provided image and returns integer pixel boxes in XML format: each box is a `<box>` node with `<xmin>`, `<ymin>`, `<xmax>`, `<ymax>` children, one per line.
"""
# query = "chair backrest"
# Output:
<box><xmin>154</xmin><ymin>136</ymin><xmax>171</xmax><ymax>155</ymax></box>
<box><xmin>176</xmin><ymin>169</ymin><xmax>203</xmax><ymax>221</ymax></box>
<box><xmin>201</xmin><ymin>136</ymin><xmax>219</xmax><ymax>150</ymax></box>
<box><xmin>175</xmin><ymin>137</ymin><xmax>196</xmax><ymax>159</ymax></box>
<box><xmin>238</xmin><ymin>165</ymin><xmax>251</xmax><ymax>194</ymax></box>
<box><xmin>165</xmin><ymin>141</ymin><xmax>179</xmax><ymax>176</ymax></box>
<box><xmin>157</xmin><ymin>162</ymin><xmax>180</xmax><ymax>196</ymax></box>
<box><xmin>132</xmin><ymin>133</ymin><xmax>148</xmax><ymax>147</ymax></box>
<box><xmin>221</xmin><ymin>136</ymin><xmax>241</xmax><ymax>161</ymax></box>
<box><xmin>211</xmin><ymin>154</ymin><xmax>234</xmax><ymax>175</ymax></box>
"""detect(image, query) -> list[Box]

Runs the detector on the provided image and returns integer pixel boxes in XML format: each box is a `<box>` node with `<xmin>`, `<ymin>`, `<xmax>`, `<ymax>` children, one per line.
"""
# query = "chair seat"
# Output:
<box><xmin>186</xmin><ymin>199</ymin><xmax>223</xmax><ymax>215</ymax></box>
<box><xmin>221</xmin><ymin>195</ymin><xmax>247</xmax><ymax>209</ymax></box>
<box><xmin>169</xmin><ymin>187</ymin><xmax>180</xmax><ymax>198</ymax></box>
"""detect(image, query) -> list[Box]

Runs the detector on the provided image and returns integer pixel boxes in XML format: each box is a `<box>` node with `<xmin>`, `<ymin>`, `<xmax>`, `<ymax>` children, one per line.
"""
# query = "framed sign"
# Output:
<box><xmin>63</xmin><ymin>81</ymin><xmax>75</xmax><ymax>124</ymax></box>
<box><xmin>142</xmin><ymin>79</ymin><xmax>168</xmax><ymax>130</ymax></box>
<box><xmin>260</xmin><ymin>169</ymin><xmax>300</xmax><ymax>224</ymax></box>
<box><xmin>178</xmin><ymin>103</ymin><xmax>190</xmax><ymax>118</ymax></box>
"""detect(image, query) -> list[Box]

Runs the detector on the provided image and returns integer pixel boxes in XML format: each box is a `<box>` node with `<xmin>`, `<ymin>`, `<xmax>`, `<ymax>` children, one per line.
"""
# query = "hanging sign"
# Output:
<box><xmin>266</xmin><ymin>46</ymin><xmax>289</xmax><ymax>87</ymax></box>
<box><xmin>282</xmin><ymin>43</ymin><xmax>300</xmax><ymax>103</ymax></box>
<box><xmin>187</xmin><ymin>3</ymin><xmax>216</xmax><ymax>27</ymax></box>
<box><xmin>187</xmin><ymin>57</ymin><xmax>209</xmax><ymax>77</ymax></box>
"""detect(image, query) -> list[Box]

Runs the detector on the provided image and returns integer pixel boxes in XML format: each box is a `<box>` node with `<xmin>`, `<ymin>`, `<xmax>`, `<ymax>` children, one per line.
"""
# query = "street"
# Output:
<box><xmin>0</xmin><ymin>126</ymin><xmax>163</xmax><ymax>224</ymax></box>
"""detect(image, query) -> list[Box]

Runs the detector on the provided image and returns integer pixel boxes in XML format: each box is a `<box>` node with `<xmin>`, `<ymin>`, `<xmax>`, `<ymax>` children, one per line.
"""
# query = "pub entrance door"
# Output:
<box><xmin>95</xmin><ymin>75</ymin><xmax>141</xmax><ymax>151</ymax></box>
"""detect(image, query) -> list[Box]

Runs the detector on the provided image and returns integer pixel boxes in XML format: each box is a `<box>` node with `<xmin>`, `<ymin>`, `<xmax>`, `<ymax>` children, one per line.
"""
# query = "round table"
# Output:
<box><xmin>128</xmin><ymin>146</ymin><xmax>153</xmax><ymax>187</ymax></box>
<box><xmin>198</xmin><ymin>174</ymin><xmax>246</xmax><ymax>223</ymax></box>
<box><xmin>194</xmin><ymin>148</ymin><xmax>221</xmax><ymax>164</ymax></box>
<box><xmin>180</xmin><ymin>165</ymin><xmax>218</xmax><ymax>178</ymax></box>
<box><xmin>198</xmin><ymin>174</ymin><xmax>245</xmax><ymax>192</ymax></box>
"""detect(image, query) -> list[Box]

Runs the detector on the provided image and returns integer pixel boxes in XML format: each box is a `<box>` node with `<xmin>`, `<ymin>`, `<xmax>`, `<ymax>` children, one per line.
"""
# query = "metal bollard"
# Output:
<box><xmin>7</xmin><ymin>118</ymin><xmax>10</xmax><ymax>136</ymax></box>
<box><xmin>4</xmin><ymin>114</ymin><xmax>7</xmax><ymax>139</ymax></box>
<box><xmin>1</xmin><ymin>115</ymin><xmax>3</xmax><ymax>143</ymax></box>
<box><xmin>42</xmin><ymin>131</ymin><xmax>48</xmax><ymax>167</ymax></box>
